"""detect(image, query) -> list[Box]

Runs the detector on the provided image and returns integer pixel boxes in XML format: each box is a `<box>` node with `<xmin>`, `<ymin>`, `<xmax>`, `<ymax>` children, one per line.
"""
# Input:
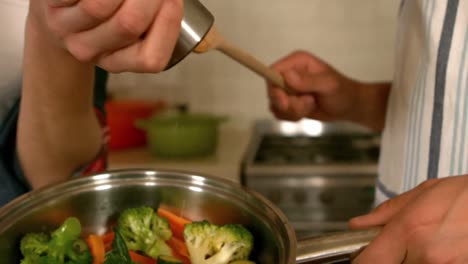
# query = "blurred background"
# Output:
<box><xmin>106</xmin><ymin>0</ymin><xmax>400</xmax><ymax>239</ymax></box>
<box><xmin>107</xmin><ymin>0</ymin><xmax>399</xmax><ymax>130</ymax></box>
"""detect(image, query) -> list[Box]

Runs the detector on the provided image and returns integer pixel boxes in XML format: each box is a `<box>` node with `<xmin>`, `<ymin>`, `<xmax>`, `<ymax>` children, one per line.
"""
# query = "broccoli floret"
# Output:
<box><xmin>67</xmin><ymin>239</ymin><xmax>93</xmax><ymax>264</ymax></box>
<box><xmin>20</xmin><ymin>257</ymin><xmax>39</xmax><ymax>264</ymax></box>
<box><xmin>19</xmin><ymin>217</ymin><xmax>92</xmax><ymax>264</ymax></box>
<box><xmin>37</xmin><ymin>256</ymin><xmax>62</xmax><ymax>264</ymax></box>
<box><xmin>20</xmin><ymin>232</ymin><xmax>49</xmax><ymax>263</ymax></box>
<box><xmin>118</xmin><ymin>206</ymin><xmax>173</xmax><ymax>259</ymax></box>
<box><xmin>214</xmin><ymin>224</ymin><xmax>253</xmax><ymax>260</ymax></box>
<box><xmin>184</xmin><ymin>220</ymin><xmax>254</xmax><ymax>264</ymax></box>
<box><xmin>48</xmin><ymin>217</ymin><xmax>82</xmax><ymax>262</ymax></box>
<box><xmin>20</xmin><ymin>233</ymin><xmax>48</xmax><ymax>264</ymax></box>
<box><xmin>68</xmin><ymin>250</ymin><xmax>93</xmax><ymax>264</ymax></box>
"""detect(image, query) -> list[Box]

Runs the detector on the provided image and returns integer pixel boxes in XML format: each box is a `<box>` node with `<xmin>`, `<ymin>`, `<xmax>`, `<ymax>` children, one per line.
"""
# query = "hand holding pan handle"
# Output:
<box><xmin>296</xmin><ymin>227</ymin><xmax>381</xmax><ymax>263</ymax></box>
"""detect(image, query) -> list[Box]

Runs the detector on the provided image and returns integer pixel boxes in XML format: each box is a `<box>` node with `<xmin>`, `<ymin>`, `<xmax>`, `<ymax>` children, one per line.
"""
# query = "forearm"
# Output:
<box><xmin>17</xmin><ymin>15</ymin><xmax>102</xmax><ymax>189</ymax></box>
<box><xmin>350</xmin><ymin>81</ymin><xmax>391</xmax><ymax>132</ymax></box>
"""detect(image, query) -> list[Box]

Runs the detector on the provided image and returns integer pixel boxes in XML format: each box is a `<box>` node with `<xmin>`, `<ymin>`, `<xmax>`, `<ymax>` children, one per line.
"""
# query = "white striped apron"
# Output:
<box><xmin>376</xmin><ymin>0</ymin><xmax>468</xmax><ymax>204</ymax></box>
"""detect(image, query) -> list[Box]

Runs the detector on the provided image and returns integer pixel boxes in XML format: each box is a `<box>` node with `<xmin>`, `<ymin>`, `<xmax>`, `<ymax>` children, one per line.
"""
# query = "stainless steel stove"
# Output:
<box><xmin>241</xmin><ymin>119</ymin><xmax>380</xmax><ymax>239</ymax></box>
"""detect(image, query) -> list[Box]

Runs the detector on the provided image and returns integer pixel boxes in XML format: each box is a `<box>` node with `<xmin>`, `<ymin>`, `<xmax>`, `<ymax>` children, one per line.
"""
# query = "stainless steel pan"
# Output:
<box><xmin>0</xmin><ymin>169</ymin><xmax>377</xmax><ymax>263</ymax></box>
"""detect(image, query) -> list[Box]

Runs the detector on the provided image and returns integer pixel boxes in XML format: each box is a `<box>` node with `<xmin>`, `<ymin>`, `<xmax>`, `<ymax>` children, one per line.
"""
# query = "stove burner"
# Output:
<box><xmin>241</xmin><ymin>120</ymin><xmax>380</xmax><ymax>238</ymax></box>
<box><xmin>254</xmin><ymin>134</ymin><xmax>380</xmax><ymax>165</ymax></box>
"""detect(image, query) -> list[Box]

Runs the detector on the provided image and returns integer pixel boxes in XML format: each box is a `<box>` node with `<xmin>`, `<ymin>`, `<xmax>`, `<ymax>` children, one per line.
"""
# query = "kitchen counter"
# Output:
<box><xmin>108</xmin><ymin>127</ymin><xmax>252</xmax><ymax>183</ymax></box>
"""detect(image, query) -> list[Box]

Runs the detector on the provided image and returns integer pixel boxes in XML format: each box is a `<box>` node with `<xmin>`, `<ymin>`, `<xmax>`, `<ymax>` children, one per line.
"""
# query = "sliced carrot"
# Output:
<box><xmin>86</xmin><ymin>234</ymin><xmax>106</xmax><ymax>264</ymax></box>
<box><xmin>104</xmin><ymin>242</ymin><xmax>112</xmax><ymax>253</ymax></box>
<box><xmin>167</xmin><ymin>236</ymin><xmax>190</xmax><ymax>259</ymax></box>
<box><xmin>168</xmin><ymin>237</ymin><xmax>191</xmax><ymax>264</ymax></box>
<box><xmin>129</xmin><ymin>250</ymin><xmax>157</xmax><ymax>264</ymax></box>
<box><xmin>100</xmin><ymin>231</ymin><xmax>115</xmax><ymax>245</ymax></box>
<box><xmin>157</xmin><ymin>208</ymin><xmax>191</xmax><ymax>240</ymax></box>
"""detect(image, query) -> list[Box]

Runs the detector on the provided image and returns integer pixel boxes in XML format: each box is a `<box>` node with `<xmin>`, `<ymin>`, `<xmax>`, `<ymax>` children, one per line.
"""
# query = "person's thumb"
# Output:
<box><xmin>49</xmin><ymin>0</ymin><xmax>80</xmax><ymax>8</ymax></box>
<box><xmin>349</xmin><ymin>179</ymin><xmax>440</xmax><ymax>229</ymax></box>
<box><xmin>283</xmin><ymin>70</ymin><xmax>338</xmax><ymax>94</ymax></box>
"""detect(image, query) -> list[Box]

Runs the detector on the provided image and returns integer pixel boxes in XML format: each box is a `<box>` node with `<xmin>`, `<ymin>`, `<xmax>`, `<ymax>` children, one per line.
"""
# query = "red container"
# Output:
<box><xmin>105</xmin><ymin>99</ymin><xmax>167</xmax><ymax>151</ymax></box>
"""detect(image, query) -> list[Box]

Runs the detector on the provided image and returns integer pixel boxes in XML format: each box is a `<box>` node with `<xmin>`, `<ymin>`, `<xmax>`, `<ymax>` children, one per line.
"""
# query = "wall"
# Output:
<box><xmin>0</xmin><ymin>0</ymin><xmax>28</xmax><ymax>121</ymax></box>
<box><xmin>107</xmin><ymin>0</ymin><xmax>400</xmax><ymax>130</ymax></box>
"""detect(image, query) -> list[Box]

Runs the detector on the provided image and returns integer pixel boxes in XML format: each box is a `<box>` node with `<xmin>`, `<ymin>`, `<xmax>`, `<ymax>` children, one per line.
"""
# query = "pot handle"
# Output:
<box><xmin>295</xmin><ymin>228</ymin><xmax>380</xmax><ymax>263</ymax></box>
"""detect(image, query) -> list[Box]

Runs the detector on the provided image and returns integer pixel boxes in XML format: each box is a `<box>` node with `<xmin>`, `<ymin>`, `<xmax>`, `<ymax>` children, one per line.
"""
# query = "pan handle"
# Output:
<box><xmin>295</xmin><ymin>228</ymin><xmax>380</xmax><ymax>263</ymax></box>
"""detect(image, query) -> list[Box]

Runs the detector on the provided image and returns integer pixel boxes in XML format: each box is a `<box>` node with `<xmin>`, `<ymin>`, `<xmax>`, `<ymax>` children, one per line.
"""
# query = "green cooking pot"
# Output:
<box><xmin>136</xmin><ymin>112</ymin><xmax>228</xmax><ymax>158</ymax></box>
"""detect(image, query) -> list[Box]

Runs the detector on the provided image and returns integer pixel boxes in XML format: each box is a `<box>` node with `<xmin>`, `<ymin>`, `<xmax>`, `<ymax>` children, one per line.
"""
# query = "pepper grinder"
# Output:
<box><xmin>165</xmin><ymin>0</ymin><xmax>214</xmax><ymax>69</ymax></box>
<box><xmin>166</xmin><ymin>0</ymin><xmax>288</xmax><ymax>91</ymax></box>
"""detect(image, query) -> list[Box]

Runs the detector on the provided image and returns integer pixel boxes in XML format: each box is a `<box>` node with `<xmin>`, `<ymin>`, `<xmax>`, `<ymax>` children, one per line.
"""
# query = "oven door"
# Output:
<box><xmin>244</xmin><ymin>172</ymin><xmax>376</xmax><ymax>239</ymax></box>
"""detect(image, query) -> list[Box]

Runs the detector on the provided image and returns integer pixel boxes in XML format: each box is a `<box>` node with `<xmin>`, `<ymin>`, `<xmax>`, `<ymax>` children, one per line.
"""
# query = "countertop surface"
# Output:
<box><xmin>108</xmin><ymin>127</ymin><xmax>252</xmax><ymax>183</ymax></box>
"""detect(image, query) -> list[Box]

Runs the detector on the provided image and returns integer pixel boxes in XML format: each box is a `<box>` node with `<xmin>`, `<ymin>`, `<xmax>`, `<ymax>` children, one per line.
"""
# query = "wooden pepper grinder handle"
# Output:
<box><xmin>194</xmin><ymin>26</ymin><xmax>291</xmax><ymax>93</ymax></box>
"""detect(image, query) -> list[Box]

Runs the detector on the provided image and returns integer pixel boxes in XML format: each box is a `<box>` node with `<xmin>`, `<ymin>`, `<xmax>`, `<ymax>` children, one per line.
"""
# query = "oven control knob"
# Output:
<box><xmin>319</xmin><ymin>191</ymin><xmax>335</xmax><ymax>205</ymax></box>
<box><xmin>359</xmin><ymin>186</ymin><xmax>375</xmax><ymax>203</ymax></box>
<box><xmin>294</xmin><ymin>190</ymin><xmax>307</xmax><ymax>205</ymax></box>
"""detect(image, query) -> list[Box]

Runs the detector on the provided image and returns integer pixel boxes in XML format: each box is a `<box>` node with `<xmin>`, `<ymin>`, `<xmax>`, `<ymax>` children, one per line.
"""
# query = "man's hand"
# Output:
<box><xmin>267</xmin><ymin>51</ymin><xmax>391</xmax><ymax>131</ymax></box>
<box><xmin>349</xmin><ymin>175</ymin><xmax>468</xmax><ymax>263</ymax></box>
<box><xmin>30</xmin><ymin>0</ymin><xmax>183</xmax><ymax>73</ymax></box>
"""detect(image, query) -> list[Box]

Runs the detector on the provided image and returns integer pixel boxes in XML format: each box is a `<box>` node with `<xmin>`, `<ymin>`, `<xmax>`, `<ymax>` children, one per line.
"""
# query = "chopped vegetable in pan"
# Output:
<box><xmin>19</xmin><ymin>206</ymin><xmax>255</xmax><ymax>264</ymax></box>
<box><xmin>184</xmin><ymin>220</ymin><xmax>253</xmax><ymax>264</ymax></box>
<box><xmin>117</xmin><ymin>206</ymin><xmax>173</xmax><ymax>259</ymax></box>
<box><xmin>20</xmin><ymin>217</ymin><xmax>92</xmax><ymax>264</ymax></box>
